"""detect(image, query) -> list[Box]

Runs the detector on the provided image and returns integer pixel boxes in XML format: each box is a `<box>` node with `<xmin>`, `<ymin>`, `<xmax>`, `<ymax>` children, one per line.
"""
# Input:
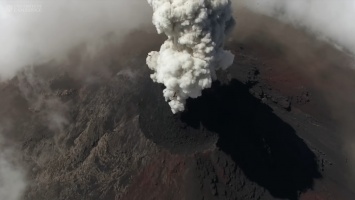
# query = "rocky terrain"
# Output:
<box><xmin>1</xmin><ymin>9</ymin><xmax>355</xmax><ymax>200</ymax></box>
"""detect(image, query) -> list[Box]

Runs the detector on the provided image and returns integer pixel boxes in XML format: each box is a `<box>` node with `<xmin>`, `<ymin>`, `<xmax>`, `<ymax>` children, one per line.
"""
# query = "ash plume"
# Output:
<box><xmin>146</xmin><ymin>0</ymin><xmax>235</xmax><ymax>113</ymax></box>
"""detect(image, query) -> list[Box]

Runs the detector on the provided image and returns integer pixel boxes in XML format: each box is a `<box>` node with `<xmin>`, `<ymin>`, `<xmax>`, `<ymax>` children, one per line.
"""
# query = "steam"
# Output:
<box><xmin>146</xmin><ymin>0</ymin><xmax>235</xmax><ymax>113</ymax></box>
<box><xmin>239</xmin><ymin>0</ymin><xmax>355</xmax><ymax>56</ymax></box>
<box><xmin>0</xmin><ymin>133</ymin><xmax>27</xmax><ymax>200</ymax></box>
<box><xmin>0</xmin><ymin>0</ymin><xmax>151</xmax><ymax>81</ymax></box>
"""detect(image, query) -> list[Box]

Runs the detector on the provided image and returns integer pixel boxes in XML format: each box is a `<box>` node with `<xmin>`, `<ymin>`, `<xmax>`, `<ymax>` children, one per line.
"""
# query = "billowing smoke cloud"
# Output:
<box><xmin>146</xmin><ymin>0</ymin><xmax>235</xmax><ymax>113</ymax></box>
<box><xmin>0</xmin><ymin>0</ymin><xmax>151</xmax><ymax>81</ymax></box>
<box><xmin>238</xmin><ymin>0</ymin><xmax>355</xmax><ymax>56</ymax></box>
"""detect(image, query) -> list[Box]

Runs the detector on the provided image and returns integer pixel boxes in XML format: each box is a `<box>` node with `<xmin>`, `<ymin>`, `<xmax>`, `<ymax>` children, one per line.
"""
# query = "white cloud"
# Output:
<box><xmin>0</xmin><ymin>0</ymin><xmax>151</xmax><ymax>81</ymax></box>
<box><xmin>238</xmin><ymin>0</ymin><xmax>355</xmax><ymax>56</ymax></box>
<box><xmin>146</xmin><ymin>0</ymin><xmax>235</xmax><ymax>113</ymax></box>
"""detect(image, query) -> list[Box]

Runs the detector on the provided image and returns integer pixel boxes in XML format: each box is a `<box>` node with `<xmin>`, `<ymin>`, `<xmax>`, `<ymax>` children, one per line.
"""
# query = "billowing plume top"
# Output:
<box><xmin>146</xmin><ymin>0</ymin><xmax>235</xmax><ymax>113</ymax></box>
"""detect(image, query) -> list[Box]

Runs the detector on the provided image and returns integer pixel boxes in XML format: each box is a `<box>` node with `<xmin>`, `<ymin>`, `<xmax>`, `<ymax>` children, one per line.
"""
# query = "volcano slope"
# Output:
<box><xmin>1</xmin><ymin>10</ymin><xmax>355</xmax><ymax>200</ymax></box>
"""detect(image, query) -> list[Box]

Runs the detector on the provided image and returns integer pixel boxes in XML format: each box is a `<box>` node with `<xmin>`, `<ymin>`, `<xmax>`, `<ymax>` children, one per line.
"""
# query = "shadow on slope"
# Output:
<box><xmin>181</xmin><ymin>79</ymin><xmax>321</xmax><ymax>199</ymax></box>
<box><xmin>138</xmin><ymin>74</ymin><xmax>218</xmax><ymax>154</ymax></box>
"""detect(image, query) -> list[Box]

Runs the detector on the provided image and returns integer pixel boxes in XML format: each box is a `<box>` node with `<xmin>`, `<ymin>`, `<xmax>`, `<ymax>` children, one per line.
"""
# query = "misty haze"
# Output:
<box><xmin>1</xmin><ymin>0</ymin><xmax>355</xmax><ymax>200</ymax></box>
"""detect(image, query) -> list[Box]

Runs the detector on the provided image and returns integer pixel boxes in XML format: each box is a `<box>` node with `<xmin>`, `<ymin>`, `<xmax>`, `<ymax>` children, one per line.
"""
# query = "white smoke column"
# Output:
<box><xmin>146</xmin><ymin>0</ymin><xmax>235</xmax><ymax>113</ymax></box>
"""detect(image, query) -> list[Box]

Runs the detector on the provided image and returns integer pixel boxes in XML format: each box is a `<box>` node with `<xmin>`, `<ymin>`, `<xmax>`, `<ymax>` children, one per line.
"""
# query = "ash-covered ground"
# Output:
<box><xmin>1</xmin><ymin>9</ymin><xmax>355</xmax><ymax>200</ymax></box>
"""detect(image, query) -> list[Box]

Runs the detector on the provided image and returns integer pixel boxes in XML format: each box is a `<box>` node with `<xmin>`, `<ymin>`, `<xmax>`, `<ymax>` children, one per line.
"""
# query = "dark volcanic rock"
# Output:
<box><xmin>138</xmin><ymin>67</ymin><xmax>321</xmax><ymax>199</ymax></box>
<box><xmin>138</xmin><ymin>75</ymin><xmax>218</xmax><ymax>154</ymax></box>
<box><xmin>1</xmin><ymin>22</ymin><xmax>355</xmax><ymax>200</ymax></box>
<box><xmin>181</xmin><ymin>80</ymin><xmax>321</xmax><ymax>199</ymax></box>
<box><xmin>1</xmin><ymin>61</ymin><xmax>321</xmax><ymax>200</ymax></box>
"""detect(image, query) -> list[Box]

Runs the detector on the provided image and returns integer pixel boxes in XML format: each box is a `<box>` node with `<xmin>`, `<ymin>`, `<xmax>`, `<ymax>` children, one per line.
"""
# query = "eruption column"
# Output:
<box><xmin>146</xmin><ymin>0</ymin><xmax>235</xmax><ymax>113</ymax></box>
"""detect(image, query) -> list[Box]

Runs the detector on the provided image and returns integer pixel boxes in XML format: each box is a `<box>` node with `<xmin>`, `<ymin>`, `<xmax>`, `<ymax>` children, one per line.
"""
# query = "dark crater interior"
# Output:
<box><xmin>139</xmin><ymin>75</ymin><xmax>321</xmax><ymax>199</ymax></box>
<box><xmin>182</xmin><ymin>79</ymin><xmax>322</xmax><ymax>199</ymax></box>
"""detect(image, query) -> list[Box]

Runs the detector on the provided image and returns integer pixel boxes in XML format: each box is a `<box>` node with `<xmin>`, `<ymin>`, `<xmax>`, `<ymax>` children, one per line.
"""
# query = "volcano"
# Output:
<box><xmin>1</xmin><ymin>6</ymin><xmax>355</xmax><ymax>200</ymax></box>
